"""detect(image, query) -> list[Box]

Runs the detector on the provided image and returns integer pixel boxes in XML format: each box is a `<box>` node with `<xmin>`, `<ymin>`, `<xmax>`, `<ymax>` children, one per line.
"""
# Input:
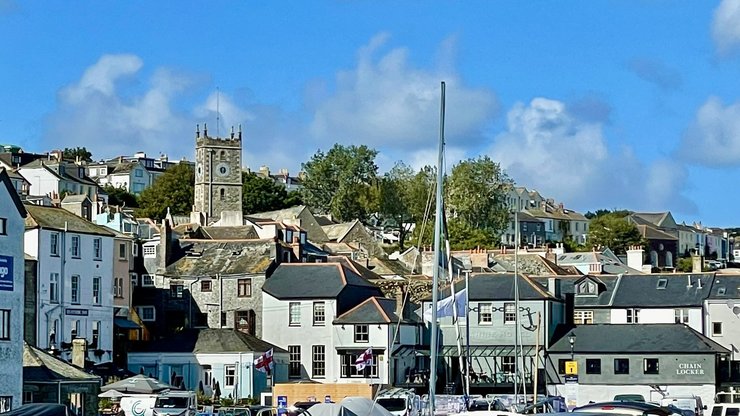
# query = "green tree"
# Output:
<box><xmin>587</xmin><ymin>212</ymin><xmax>645</xmax><ymax>254</ymax></box>
<box><xmin>446</xmin><ymin>155</ymin><xmax>513</xmax><ymax>237</ymax></box>
<box><xmin>103</xmin><ymin>184</ymin><xmax>139</xmax><ymax>208</ymax></box>
<box><xmin>242</xmin><ymin>172</ymin><xmax>301</xmax><ymax>214</ymax></box>
<box><xmin>377</xmin><ymin>162</ymin><xmax>415</xmax><ymax>250</ymax></box>
<box><xmin>135</xmin><ymin>163</ymin><xmax>194</xmax><ymax>220</ymax></box>
<box><xmin>301</xmin><ymin>144</ymin><xmax>379</xmax><ymax>222</ymax></box>
<box><xmin>62</xmin><ymin>147</ymin><xmax>93</xmax><ymax>163</ymax></box>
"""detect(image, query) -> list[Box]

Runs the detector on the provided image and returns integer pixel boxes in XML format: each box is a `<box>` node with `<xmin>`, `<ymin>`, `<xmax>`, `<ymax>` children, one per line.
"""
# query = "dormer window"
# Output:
<box><xmin>577</xmin><ymin>280</ymin><xmax>597</xmax><ymax>295</ymax></box>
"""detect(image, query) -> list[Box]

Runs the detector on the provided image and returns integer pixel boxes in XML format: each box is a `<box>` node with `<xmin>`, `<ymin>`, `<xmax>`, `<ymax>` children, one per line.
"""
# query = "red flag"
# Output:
<box><xmin>355</xmin><ymin>348</ymin><xmax>373</xmax><ymax>371</ymax></box>
<box><xmin>254</xmin><ymin>349</ymin><xmax>274</xmax><ymax>374</ymax></box>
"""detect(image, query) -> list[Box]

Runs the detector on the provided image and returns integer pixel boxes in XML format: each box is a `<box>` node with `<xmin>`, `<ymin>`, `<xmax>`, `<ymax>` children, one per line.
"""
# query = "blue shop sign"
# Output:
<box><xmin>0</xmin><ymin>255</ymin><xmax>13</xmax><ymax>292</ymax></box>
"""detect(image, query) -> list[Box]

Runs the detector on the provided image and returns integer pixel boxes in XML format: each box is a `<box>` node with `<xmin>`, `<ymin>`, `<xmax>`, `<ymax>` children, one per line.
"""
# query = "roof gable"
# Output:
<box><xmin>334</xmin><ymin>297</ymin><xmax>396</xmax><ymax>324</ymax></box>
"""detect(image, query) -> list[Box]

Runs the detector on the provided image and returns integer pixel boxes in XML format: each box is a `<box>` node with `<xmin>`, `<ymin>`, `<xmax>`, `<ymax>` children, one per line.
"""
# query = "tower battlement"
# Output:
<box><xmin>195</xmin><ymin>123</ymin><xmax>242</xmax><ymax>147</ymax></box>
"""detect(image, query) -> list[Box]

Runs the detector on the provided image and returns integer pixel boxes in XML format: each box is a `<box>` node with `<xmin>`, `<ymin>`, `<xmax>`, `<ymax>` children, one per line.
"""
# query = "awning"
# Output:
<box><xmin>392</xmin><ymin>345</ymin><xmax>538</xmax><ymax>358</ymax></box>
<box><xmin>114</xmin><ymin>317</ymin><xmax>141</xmax><ymax>329</ymax></box>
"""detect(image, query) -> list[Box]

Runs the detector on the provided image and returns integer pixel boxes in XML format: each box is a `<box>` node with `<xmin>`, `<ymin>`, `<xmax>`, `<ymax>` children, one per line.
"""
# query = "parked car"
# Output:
<box><xmin>574</xmin><ymin>401</ymin><xmax>673</xmax><ymax>416</ymax></box>
<box><xmin>614</xmin><ymin>395</ymin><xmax>646</xmax><ymax>403</ymax></box>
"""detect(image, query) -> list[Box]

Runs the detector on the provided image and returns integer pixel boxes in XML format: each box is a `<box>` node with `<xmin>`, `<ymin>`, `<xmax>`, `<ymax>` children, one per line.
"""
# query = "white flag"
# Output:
<box><xmin>423</xmin><ymin>288</ymin><xmax>467</xmax><ymax>322</ymax></box>
<box><xmin>355</xmin><ymin>348</ymin><xmax>373</xmax><ymax>371</ymax></box>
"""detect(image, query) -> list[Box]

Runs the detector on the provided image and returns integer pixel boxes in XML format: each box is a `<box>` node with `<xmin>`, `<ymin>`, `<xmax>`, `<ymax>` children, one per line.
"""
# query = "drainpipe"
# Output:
<box><xmin>188</xmin><ymin>277</ymin><xmax>201</xmax><ymax>328</ymax></box>
<box><xmin>219</xmin><ymin>274</ymin><xmax>223</xmax><ymax>328</ymax></box>
<box><xmin>60</xmin><ymin>222</ymin><xmax>68</xmax><ymax>350</ymax></box>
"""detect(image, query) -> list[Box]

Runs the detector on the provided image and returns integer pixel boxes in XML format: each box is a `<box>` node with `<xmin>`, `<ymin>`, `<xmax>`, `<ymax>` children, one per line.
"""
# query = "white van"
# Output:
<box><xmin>711</xmin><ymin>404</ymin><xmax>740</xmax><ymax>416</ymax></box>
<box><xmin>660</xmin><ymin>396</ymin><xmax>706</xmax><ymax>416</ymax></box>
<box><xmin>152</xmin><ymin>391</ymin><xmax>197</xmax><ymax>416</ymax></box>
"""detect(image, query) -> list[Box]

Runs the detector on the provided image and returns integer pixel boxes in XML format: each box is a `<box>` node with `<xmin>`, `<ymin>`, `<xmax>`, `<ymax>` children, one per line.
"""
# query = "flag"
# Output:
<box><xmin>254</xmin><ymin>349</ymin><xmax>274</xmax><ymax>374</ymax></box>
<box><xmin>355</xmin><ymin>348</ymin><xmax>373</xmax><ymax>371</ymax></box>
<box><xmin>423</xmin><ymin>288</ymin><xmax>468</xmax><ymax>322</ymax></box>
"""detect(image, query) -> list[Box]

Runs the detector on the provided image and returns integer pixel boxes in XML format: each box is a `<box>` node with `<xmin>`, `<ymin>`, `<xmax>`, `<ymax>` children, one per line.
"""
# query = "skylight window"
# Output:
<box><xmin>718</xmin><ymin>287</ymin><xmax>726</xmax><ymax>295</ymax></box>
<box><xmin>657</xmin><ymin>279</ymin><xmax>668</xmax><ymax>289</ymax></box>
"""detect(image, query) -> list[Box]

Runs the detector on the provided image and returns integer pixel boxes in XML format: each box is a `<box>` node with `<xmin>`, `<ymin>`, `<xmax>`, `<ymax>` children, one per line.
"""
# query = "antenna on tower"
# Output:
<box><xmin>216</xmin><ymin>87</ymin><xmax>221</xmax><ymax>137</ymax></box>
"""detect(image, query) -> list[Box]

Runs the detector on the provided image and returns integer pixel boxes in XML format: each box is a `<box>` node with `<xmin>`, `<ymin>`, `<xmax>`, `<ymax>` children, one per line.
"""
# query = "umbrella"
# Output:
<box><xmin>101</xmin><ymin>374</ymin><xmax>173</xmax><ymax>394</ymax></box>
<box><xmin>98</xmin><ymin>389</ymin><xmax>124</xmax><ymax>399</ymax></box>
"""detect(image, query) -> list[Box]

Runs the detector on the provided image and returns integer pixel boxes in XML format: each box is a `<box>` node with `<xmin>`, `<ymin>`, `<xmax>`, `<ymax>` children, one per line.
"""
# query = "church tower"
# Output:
<box><xmin>193</xmin><ymin>124</ymin><xmax>243</xmax><ymax>223</ymax></box>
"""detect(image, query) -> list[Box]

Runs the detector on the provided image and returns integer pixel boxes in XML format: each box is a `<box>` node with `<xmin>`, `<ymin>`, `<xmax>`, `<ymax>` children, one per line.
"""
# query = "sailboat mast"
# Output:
<box><xmin>514</xmin><ymin>211</ymin><xmax>520</xmax><ymax>403</ymax></box>
<box><xmin>429</xmin><ymin>81</ymin><xmax>446</xmax><ymax>413</ymax></box>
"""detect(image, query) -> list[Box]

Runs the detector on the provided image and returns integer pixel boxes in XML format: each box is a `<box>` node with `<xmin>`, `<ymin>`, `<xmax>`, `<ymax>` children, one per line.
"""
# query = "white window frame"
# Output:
<box><xmin>142</xmin><ymin>274</ymin><xmax>154</xmax><ymax>287</ymax></box>
<box><xmin>313</xmin><ymin>301</ymin><xmax>326</xmax><ymax>326</ymax></box>
<box><xmin>50</xmin><ymin>233</ymin><xmax>59</xmax><ymax>256</ymax></box>
<box><xmin>93</xmin><ymin>238</ymin><xmax>102</xmax><ymax>260</ymax></box>
<box><xmin>627</xmin><ymin>308</ymin><xmax>640</xmax><ymax>324</ymax></box>
<box><xmin>49</xmin><ymin>273</ymin><xmax>59</xmax><ymax>303</ymax></box>
<box><xmin>92</xmin><ymin>276</ymin><xmax>101</xmax><ymax>305</ymax></box>
<box><xmin>71</xmin><ymin>275</ymin><xmax>80</xmax><ymax>304</ymax></box>
<box><xmin>143</xmin><ymin>245</ymin><xmax>156</xmax><ymax>257</ymax></box>
<box><xmin>312</xmin><ymin>345</ymin><xmax>326</xmax><ymax>378</ymax></box>
<box><xmin>130</xmin><ymin>273</ymin><xmax>138</xmax><ymax>287</ymax></box>
<box><xmin>137</xmin><ymin>306</ymin><xmax>156</xmax><ymax>321</ymax></box>
<box><xmin>504</xmin><ymin>302</ymin><xmax>516</xmax><ymax>324</ymax></box>
<box><xmin>224</xmin><ymin>365</ymin><xmax>236</xmax><ymax>387</ymax></box>
<box><xmin>354</xmin><ymin>324</ymin><xmax>369</xmax><ymax>343</ymax></box>
<box><xmin>71</xmin><ymin>235</ymin><xmax>80</xmax><ymax>258</ymax></box>
<box><xmin>289</xmin><ymin>302</ymin><xmax>301</xmax><ymax>326</ymax></box>
<box><xmin>574</xmin><ymin>310</ymin><xmax>594</xmax><ymax>325</ymax></box>
<box><xmin>119</xmin><ymin>242</ymin><xmax>127</xmax><ymax>260</ymax></box>
<box><xmin>674</xmin><ymin>308</ymin><xmax>689</xmax><ymax>324</ymax></box>
<box><xmin>0</xmin><ymin>309</ymin><xmax>10</xmax><ymax>340</ymax></box>
<box><xmin>0</xmin><ymin>218</ymin><xmax>6</xmax><ymax>236</ymax></box>
<box><xmin>132</xmin><ymin>243</ymin><xmax>139</xmax><ymax>256</ymax></box>
<box><xmin>478</xmin><ymin>303</ymin><xmax>492</xmax><ymax>325</ymax></box>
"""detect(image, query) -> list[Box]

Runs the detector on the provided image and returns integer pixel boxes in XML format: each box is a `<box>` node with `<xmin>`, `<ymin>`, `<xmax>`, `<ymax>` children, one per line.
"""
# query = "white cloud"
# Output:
<box><xmin>712</xmin><ymin>0</ymin><xmax>740</xmax><ymax>55</ymax></box>
<box><xmin>488</xmin><ymin>97</ymin><xmax>696</xmax><ymax>214</ymax></box>
<box><xmin>679</xmin><ymin>96</ymin><xmax>740</xmax><ymax>166</ymax></box>
<box><xmin>308</xmin><ymin>34</ymin><xmax>497</xmax><ymax>151</ymax></box>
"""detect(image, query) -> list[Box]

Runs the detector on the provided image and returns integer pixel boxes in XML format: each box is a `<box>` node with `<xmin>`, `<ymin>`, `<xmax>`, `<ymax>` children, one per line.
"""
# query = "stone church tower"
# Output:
<box><xmin>193</xmin><ymin>124</ymin><xmax>243</xmax><ymax>224</ymax></box>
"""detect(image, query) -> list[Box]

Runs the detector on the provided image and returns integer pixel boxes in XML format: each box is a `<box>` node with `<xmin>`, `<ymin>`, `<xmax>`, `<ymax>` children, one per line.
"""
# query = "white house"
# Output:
<box><xmin>88</xmin><ymin>160</ymin><xmax>152</xmax><ymax>195</ymax></box>
<box><xmin>127</xmin><ymin>329</ymin><xmax>287</xmax><ymax>401</ymax></box>
<box><xmin>261</xmin><ymin>263</ymin><xmax>383</xmax><ymax>384</ymax></box>
<box><xmin>18</xmin><ymin>159</ymin><xmax>99</xmax><ymax>200</ymax></box>
<box><xmin>0</xmin><ymin>169</ymin><xmax>27</xmax><ymax>411</ymax></box>
<box><xmin>24</xmin><ymin>204</ymin><xmax>116</xmax><ymax>366</ymax></box>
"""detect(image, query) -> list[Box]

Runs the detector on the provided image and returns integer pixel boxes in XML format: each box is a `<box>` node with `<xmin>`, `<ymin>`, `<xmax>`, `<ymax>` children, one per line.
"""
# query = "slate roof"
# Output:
<box><xmin>21</xmin><ymin>159</ymin><xmax>98</xmax><ymax>186</ymax></box>
<box><xmin>490</xmin><ymin>253</ymin><xmax>572</xmax><ymax>276</ymax></box>
<box><xmin>247</xmin><ymin>205</ymin><xmax>306</xmax><ymax>222</ymax></box>
<box><xmin>200</xmin><ymin>226</ymin><xmax>259</xmax><ymax>240</ymax></box>
<box><xmin>609</xmin><ymin>273</ymin><xmax>714</xmax><ymax>308</ymax></box>
<box><xmin>326</xmin><ymin>255</ymin><xmax>382</xmax><ymax>281</ymax></box>
<box><xmin>334</xmin><ymin>297</ymin><xmax>413</xmax><ymax>324</ymax></box>
<box><xmin>549</xmin><ymin>324</ymin><xmax>730</xmax><ymax>354</ymax></box>
<box><xmin>631</xmin><ymin>212</ymin><xmax>673</xmax><ymax>228</ymax></box>
<box><xmin>25</xmin><ymin>204</ymin><xmax>114</xmax><ymax>236</ymax></box>
<box><xmin>164</xmin><ymin>239</ymin><xmax>275</xmax><ymax>277</ymax></box>
<box><xmin>515</xmin><ymin>211</ymin><xmax>543</xmax><ymax>223</ymax></box>
<box><xmin>130</xmin><ymin>329</ymin><xmax>285</xmax><ymax>354</ymax></box>
<box><xmin>636</xmin><ymin>224</ymin><xmax>678</xmax><ymax>241</ymax></box>
<box><xmin>424</xmin><ymin>273</ymin><xmax>560</xmax><ymax>302</ymax></box>
<box><xmin>61</xmin><ymin>194</ymin><xmax>90</xmax><ymax>204</ymax></box>
<box><xmin>0</xmin><ymin>168</ymin><xmax>27</xmax><ymax>217</ymax></box>
<box><xmin>556</xmin><ymin>251</ymin><xmax>642</xmax><ymax>275</ymax></box>
<box><xmin>315</xmin><ymin>215</ymin><xmax>336</xmax><ymax>226</ymax></box>
<box><xmin>23</xmin><ymin>342</ymin><xmax>100</xmax><ymax>382</ymax></box>
<box><xmin>263</xmin><ymin>262</ymin><xmax>381</xmax><ymax>299</ymax></box>
<box><xmin>707</xmin><ymin>274</ymin><xmax>740</xmax><ymax>299</ymax></box>
<box><xmin>367</xmin><ymin>257</ymin><xmax>412</xmax><ymax>277</ymax></box>
<box><xmin>323</xmin><ymin>221</ymin><xmax>357</xmax><ymax>241</ymax></box>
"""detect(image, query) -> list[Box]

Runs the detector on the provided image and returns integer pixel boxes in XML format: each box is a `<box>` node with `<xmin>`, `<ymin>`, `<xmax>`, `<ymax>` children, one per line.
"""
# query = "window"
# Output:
<box><xmin>644</xmin><ymin>358</ymin><xmax>659</xmax><ymax>374</ymax></box>
<box><xmin>70</xmin><ymin>320</ymin><xmax>79</xmax><ymax>339</ymax></box>
<box><xmin>92</xmin><ymin>321</ymin><xmax>100</xmax><ymax>347</ymax></box>
<box><xmin>92</xmin><ymin>277</ymin><xmax>101</xmax><ymax>305</ymax></box>
<box><xmin>312</xmin><ymin>345</ymin><xmax>326</xmax><ymax>378</ymax></box>
<box><xmin>170</xmin><ymin>284</ymin><xmax>183</xmax><ymax>299</ymax></box>
<box><xmin>220</xmin><ymin>312</ymin><xmax>227</xmax><ymax>327</ymax></box>
<box><xmin>23</xmin><ymin>391</ymin><xmax>32</xmax><ymax>404</ymax></box>
<box><xmin>135</xmin><ymin>169</ymin><xmax>143</xmax><ymax>177</ymax></box>
<box><xmin>502</xmin><ymin>356</ymin><xmax>515</xmax><ymax>374</ymax></box>
<box><xmin>574</xmin><ymin>310</ymin><xmax>594</xmax><ymax>325</ymax></box>
<box><xmin>313</xmin><ymin>302</ymin><xmax>326</xmax><ymax>326</ymax></box>
<box><xmin>219</xmin><ymin>188</ymin><xmax>225</xmax><ymax>201</ymax></box>
<box><xmin>675</xmin><ymin>309</ymin><xmax>689</xmax><ymax>324</ymax></box>
<box><xmin>558</xmin><ymin>359</ymin><xmax>568</xmax><ymax>374</ymax></box>
<box><xmin>586</xmin><ymin>359</ymin><xmax>601</xmax><ymax>374</ymax></box>
<box><xmin>130</xmin><ymin>273</ymin><xmax>138</xmax><ymax>287</ymax></box>
<box><xmin>119</xmin><ymin>243</ymin><xmax>127</xmax><ymax>260</ymax></box>
<box><xmin>0</xmin><ymin>218</ymin><xmax>6</xmax><ymax>235</ymax></box>
<box><xmin>354</xmin><ymin>325</ymin><xmax>369</xmax><ymax>343</ymax></box>
<box><xmin>504</xmin><ymin>302</ymin><xmax>516</xmax><ymax>324</ymax></box>
<box><xmin>50</xmin><ymin>233</ymin><xmax>59</xmax><ymax>256</ymax></box>
<box><xmin>71</xmin><ymin>275</ymin><xmax>80</xmax><ymax>304</ymax></box>
<box><xmin>626</xmin><ymin>308</ymin><xmax>640</xmax><ymax>323</ymax></box>
<box><xmin>49</xmin><ymin>273</ymin><xmax>59</xmax><ymax>303</ymax></box>
<box><xmin>713</xmin><ymin>322</ymin><xmax>723</xmax><ymax>336</ymax></box>
<box><xmin>225</xmin><ymin>365</ymin><xmax>236</xmax><ymax>387</ymax></box>
<box><xmin>143</xmin><ymin>245</ymin><xmax>156</xmax><ymax>257</ymax></box>
<box><xmin>71</xmin><ymin>235</ymin><xmax>80</xmax><ymax>258</ymax></box>
<box><xmin>137</xmin><ymin>306</ymin><xmax>156</xmax><ymax>321</ymax></box>
<box><xmin>203</xmin><ymin>365</ymin><xmax>212</xmax><ymax>387</ymax></box>
<box><xmin>93</xmin><ymin>238</ymin><xmax>102</xmax><ymax>260</ymax></box>
<box><xmin>614</xmin><ymin>358</ymin><xmax>629</xmax><ymax>374</ymax></box>
<box><xmin>201</xmin><ymin>280</ymin><xmax>212</xmax><ymax>292</ymax></box>
<box><xmin>289</xmin><ymin>346</ymin><xmax>301</xmax><ymax>378</ymax></box>
<box><xmin>132</xmin><ymin>244</ymin><xmax>139</xmax><ymax>256</ymax></box>
<box><xmin>478</xmin><ymin>303</ymin><xmax>492</xmax><ymax>324</ymax></box>
<box><xmin>341</xmin><ymin>352</ymin><xmax>379</xmax><ymax>378</ymax></box>
<box><xmin>289</xmin><ymin>302</ymin><xmax>301</xmax><ymax>326</ymax></box>
<box><xmin>657</xmin><ymin>279</ymin><xmax>668</xmax><ymax>289</ymax></box>
<box><xmin>0</xmin><ymin>310</ymin><xmax>9</xmax><ymax>340</ymax></box>
<box><xmin>0</xmin><ymin>396</ymin><xmax>11</xmax><ymax>412</ymax></box>
<box><xmin>237</xmin><ymin>278</ymin><xmax>252</xmax><ymax>297</ymax></box>
<box><xmin>114</xmin><ymin>277</ymin><xmax>123</xmax><ymax>298</ymax></box>
<box><xmin>142</xmin><ymin>274</ymin><xmax>154</xmax><ymax>287</ymax></box>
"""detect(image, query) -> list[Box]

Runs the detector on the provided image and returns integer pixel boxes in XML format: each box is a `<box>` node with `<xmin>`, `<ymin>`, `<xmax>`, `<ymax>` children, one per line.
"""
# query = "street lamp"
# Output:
<box><xmin>568</xmin><ymin>332</ymin><xmax>576</xmax><ymax>360</ymax></box>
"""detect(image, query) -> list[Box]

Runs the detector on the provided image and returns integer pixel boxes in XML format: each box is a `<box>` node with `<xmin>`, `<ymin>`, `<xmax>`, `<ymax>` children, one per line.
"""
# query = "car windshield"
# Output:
<box><xmin>377</xmin><ymin>398</ymin><xmax>407</xmax><ymax>411</ymax></box>
<box><xmin>155</xmin><ymin>397</ymin><xmax>189</xmax><ymax>408</ymax></box>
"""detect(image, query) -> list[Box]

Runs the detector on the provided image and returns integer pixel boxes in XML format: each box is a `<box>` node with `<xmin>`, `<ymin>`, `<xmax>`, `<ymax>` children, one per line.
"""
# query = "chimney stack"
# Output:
<box><xmin>291</xmin><ymin>235</ymin><xmax>301</xmax><ymax>261</ymax></box>
<box><xmin>626</xmin><ymin>245</ymin><xmax>644</xmax><ymax>271</ymax></box>
<box><xmin>71</xmin><ymin>338</ymin><xmax>87</xmax><ymax>369</ymax></box>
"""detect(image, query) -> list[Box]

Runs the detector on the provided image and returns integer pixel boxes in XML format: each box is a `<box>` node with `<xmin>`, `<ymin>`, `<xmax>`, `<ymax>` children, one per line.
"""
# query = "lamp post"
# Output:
<box><xmin>568</xmin><ymin>332</ymin><xmax>576</xmax><ymax>361</ymax></box>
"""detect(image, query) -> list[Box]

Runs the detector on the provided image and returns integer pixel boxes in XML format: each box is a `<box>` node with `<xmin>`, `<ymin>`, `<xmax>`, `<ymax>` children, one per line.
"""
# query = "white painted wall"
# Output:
<box><xmin>0</xmin><ymin>181</ymin><xmax>25</xmax><ymax>409</ymax></box>
<box><xmin>610</xmin><ymin>308</ymin><xmax>702</xmax><ymax>332</ymax></box>
<box><xmin>25</xmin><ymin>227</ymin><xmax>115</xmax><ymax>365</ymax></box>
<box><xmin>20</xmin><ymin>166</ymin><xmax>59</xmax><ymax>197</ymax></box>
<box><xmin>550</xmin><ymin>383</ymin><xmax>716</xmax><ymax>409</ymax></box>
<box><xmin>705</xmin><ymin>300</ymin><xmax>740</xmax><ymax>360</ymax></box>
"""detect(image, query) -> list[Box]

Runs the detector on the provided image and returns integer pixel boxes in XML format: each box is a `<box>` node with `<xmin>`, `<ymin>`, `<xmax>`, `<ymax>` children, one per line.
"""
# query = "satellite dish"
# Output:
<box><xmin>733</xmin><ymin>306</ymin><xmax>740</xmax><ymax>316</ymax></box>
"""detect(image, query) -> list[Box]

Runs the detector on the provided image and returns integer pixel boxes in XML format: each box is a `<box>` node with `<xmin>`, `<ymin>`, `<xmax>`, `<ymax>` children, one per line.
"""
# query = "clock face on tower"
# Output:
<box><xmin>196</xmin><ymin>164</ymin><xmax>203</xmax><ymax>179</ymax></box>
<box><xmin>216</xmin><ymin>162</ymin><xmax>230</xmax><ymax>177</ymax></box>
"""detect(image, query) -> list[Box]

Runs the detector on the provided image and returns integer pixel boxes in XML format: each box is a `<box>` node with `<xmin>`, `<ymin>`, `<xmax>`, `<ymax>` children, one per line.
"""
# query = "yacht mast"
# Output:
<box><xmin>429</xmin><ymin>81</ymin><xmax>446</xmax><ymax>413</ymax></box>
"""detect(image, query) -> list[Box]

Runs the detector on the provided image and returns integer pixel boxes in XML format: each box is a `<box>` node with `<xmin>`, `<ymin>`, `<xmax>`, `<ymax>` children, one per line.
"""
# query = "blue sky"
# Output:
<box><xmin>3</xmin><ymin>1</ymin><xmax>740</xmax><ymax>227</ymax></box>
